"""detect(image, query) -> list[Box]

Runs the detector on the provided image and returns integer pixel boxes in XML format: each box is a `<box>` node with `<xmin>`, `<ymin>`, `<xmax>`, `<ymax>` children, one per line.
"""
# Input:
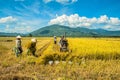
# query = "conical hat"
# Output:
<box><xmin>31</xmin><ymin>38</ymin><xmax>37</xmax><ymax>42</ymax></box>
<box><xmin>16</xmin><ymin>35</ymin><xmax>21</xmax><ymax>38</ymax></box>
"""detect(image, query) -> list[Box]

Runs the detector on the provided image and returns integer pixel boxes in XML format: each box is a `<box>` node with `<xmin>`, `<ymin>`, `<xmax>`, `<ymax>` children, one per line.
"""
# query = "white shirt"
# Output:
<box><xmin>16</xmin><ymin>40</ymin><xmax>21</xmax><ymax>47</ymax></box>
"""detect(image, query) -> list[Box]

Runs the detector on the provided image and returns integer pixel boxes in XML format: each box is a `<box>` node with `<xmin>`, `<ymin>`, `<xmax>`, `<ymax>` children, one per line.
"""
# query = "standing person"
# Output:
<box><xmin>54</xmin><ymin>36</ymin><xmax>57</xmax><ymax>44</ymax></box>
<box><xmin>59</xmin><ymin>36</ymin><xmax>64</xmax><ymax>52</ymax></box>
<box><xmin>15</xmin><ymin>35</ymin><xmax>23</xmax><ymax>57</ymax></box>
<box><xmin>59</xmin><ymin>36</ymin><xmax>69</xmax><ymax>52</ymax></box>
<box><xmin>27</xmin><ymin>38</ymin><xmax>37</xmax><ymax>56</ymax></box>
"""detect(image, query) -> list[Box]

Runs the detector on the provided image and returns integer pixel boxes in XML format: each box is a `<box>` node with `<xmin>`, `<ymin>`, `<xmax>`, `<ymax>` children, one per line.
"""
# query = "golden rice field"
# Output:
<box><xmin>0</xmin><ymin>37</ymin><xmax>120</xmax><ymax>80</ymax></box>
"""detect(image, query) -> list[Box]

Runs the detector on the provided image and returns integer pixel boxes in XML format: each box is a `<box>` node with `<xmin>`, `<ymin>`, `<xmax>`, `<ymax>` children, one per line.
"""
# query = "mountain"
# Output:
<box><xmin>31</xmin><ymin>24</ymin><xmax>120</xmax><ymax>37</ymax></box>
<box><xmin>0</xmin><ymin>32</ymin><xmax>25</xmax><ymax>37</ymax></box>
<box><xmin>1</xmin><ymin>24</ymin><xmax>120</xmax><ymax>37</ymax></box>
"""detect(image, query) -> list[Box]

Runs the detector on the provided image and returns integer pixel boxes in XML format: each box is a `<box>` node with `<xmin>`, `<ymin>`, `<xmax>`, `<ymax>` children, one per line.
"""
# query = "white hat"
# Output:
<box><xmin>31</xmin><ymin>38</ymin><xmax>37</xmax><ymax>42</ymax></box>
<box><xmin>16</xmin><ymin>35</ymin><xmax>21</xmax><ymax>38</ymax></box>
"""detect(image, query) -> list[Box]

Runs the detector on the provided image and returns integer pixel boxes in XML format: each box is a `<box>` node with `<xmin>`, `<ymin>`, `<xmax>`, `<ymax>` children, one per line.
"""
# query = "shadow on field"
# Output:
<box><xmin>0</xmin><ymin>75</ymin><xmax>34</xmax><ymax>80</ymax></box>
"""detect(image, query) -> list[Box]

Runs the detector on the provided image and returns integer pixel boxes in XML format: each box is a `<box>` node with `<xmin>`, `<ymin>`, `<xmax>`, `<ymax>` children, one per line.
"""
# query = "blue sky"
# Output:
<box><xmin>0</xmin><ymin>0</ymin><xmax>120</xmax><ymax>33</ymax></box>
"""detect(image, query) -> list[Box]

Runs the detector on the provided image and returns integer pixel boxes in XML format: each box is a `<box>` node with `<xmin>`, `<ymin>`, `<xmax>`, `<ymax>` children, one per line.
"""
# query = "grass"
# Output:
<box><xmin>0</xmin><ymin>37</ymin><xmax>120</xmax><ymax>80</ymax></box>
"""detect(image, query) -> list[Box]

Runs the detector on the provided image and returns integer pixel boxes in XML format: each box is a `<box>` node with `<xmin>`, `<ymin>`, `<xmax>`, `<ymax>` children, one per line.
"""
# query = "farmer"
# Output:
<box><xmin>27</xmin><ymin>38</ymin><xmax>37</xmax><ymax>56</ymax></box>
<box><xmin>54</xmin><ymin>36</ymin><xmax>57</xmax><ymax>44</ymax></box>
<box><xmin>59</xmin><ymin>36</ymin><xmax>69</xmax><ymax>52</ymax></box>
<box><xmin>15</xmin><ymin>35</ymin><xmax>23</xmax><ymax>57</ymax></box>
<box><xmin>59</xmin><ymin>36</ymin><xmax>64</xmax><ymax>52</ymax></box>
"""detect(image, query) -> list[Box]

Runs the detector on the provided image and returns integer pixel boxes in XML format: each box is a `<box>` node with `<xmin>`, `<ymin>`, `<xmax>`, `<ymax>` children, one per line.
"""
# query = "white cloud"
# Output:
<box><xmin>0</xmin><ymin>18</ymin><xmax>34</xmax><ymax>33</ymax></box>
<box><xmin>0</xmin><ymin>16</ymin><xmax>17</xmax><ymax>23</ymax></box>
<box><xmin>14</xmin><ymin>0</ymin><xmax>24</xmax><ymax>2</ymax></box>
<box><xmin>5</xmin><ymin>25</ymin><xmax>10</xmax><ymax>32</ymax></box>
<box><xmin>0</xmin><ymin>15</ymin><xmax>47</xmax><ymax>33</ymax></box>
<box><xmin>72</xmin><ymin>0</ymin><xmax>78</xmax><ymax>3</ymax></box>
<box><xmin>109</xmin><ymin>17</ymin><xmax>120</xmax><ymax>25</ymax></box>
<box><xmin>14</xmin><ymin>26</ymin><xmax>32</xmax><ymax>33</ymax></box>
<box><xmin>56</xmin><ymin>0</ymin><xmax>69</xmax><ymax>4</ymax></box>
<box><xmin>104</xmin><ymin>25</ymin><xmax>112</xmax><ymax>29</ymax></box>
<box><xmin>49</xmin><ymin>14</ymin><xmax>93</xmax><ymax>27</ymax></box>
<box><xmin>4</xmin><ymin>23</ymin><xmax>33</xmax><ymax>33</ymax></box>
<box><xmin>49</xmin><ymin>14</ymin><xmax>120</xmax><ymax>30</ymax></box>
<box><xmin>43</xmin><ymin>0</ymin><xmax>53</xmax><ymax>3</ymax></box>
<box><xmin>43</xmin><ymin>0</ymin><xmax>78</xmax><ymax>4</ymax></box>
<box><xmin>97</xmin><ymin>15</ymin><xmax>108</xmax><ymax>23</ymax></box>
<box><xmin>6</xmin><ymin>25</ymin><xmax>9</xmax><ymax>29</ymax></box>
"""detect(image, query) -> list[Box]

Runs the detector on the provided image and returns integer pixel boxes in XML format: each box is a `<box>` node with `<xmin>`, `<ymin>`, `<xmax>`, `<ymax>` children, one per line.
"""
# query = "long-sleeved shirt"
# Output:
<box><xmin>16</xmin><ymin>40</ymin><xmax>22</xmax><ymax>47</ymax></box>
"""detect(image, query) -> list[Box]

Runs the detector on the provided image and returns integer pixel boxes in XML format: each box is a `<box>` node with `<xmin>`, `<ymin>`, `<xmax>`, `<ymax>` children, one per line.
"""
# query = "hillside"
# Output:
<box><xmin>31</xmin><ymin>24</ymin><xmax>120</xmax><ymax>37</ymax></box>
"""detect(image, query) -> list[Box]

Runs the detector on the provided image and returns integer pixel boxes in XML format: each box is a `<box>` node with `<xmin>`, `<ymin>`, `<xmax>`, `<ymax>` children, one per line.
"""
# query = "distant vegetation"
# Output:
<box><xmin>0</xmin><ymin>32</ymin><xmax>25</xmax><ymax>37</ymax></box>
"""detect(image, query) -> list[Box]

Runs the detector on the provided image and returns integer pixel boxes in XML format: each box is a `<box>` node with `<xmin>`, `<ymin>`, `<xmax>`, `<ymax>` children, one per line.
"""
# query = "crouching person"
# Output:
<box><xmin>27</xmin><ymin>38</ymin><xmax>37</xmax><ymax>57</ymax></box>
<box><xmin>15</xmin><ymin>35</ymin><xmax>23</xmax><ymax>57</ymax></box>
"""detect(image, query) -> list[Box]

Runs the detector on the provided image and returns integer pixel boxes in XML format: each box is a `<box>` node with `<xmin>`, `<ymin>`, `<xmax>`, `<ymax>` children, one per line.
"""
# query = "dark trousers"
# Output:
<box><xmin>54</xmin><ymin>41</ymin><xmax>57</xmax><ymax>44</ymax></box>
<box><xmin>18</xmin><ymin>47</ymin><xmax>23</xmax><ymax>54</ymax></box>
